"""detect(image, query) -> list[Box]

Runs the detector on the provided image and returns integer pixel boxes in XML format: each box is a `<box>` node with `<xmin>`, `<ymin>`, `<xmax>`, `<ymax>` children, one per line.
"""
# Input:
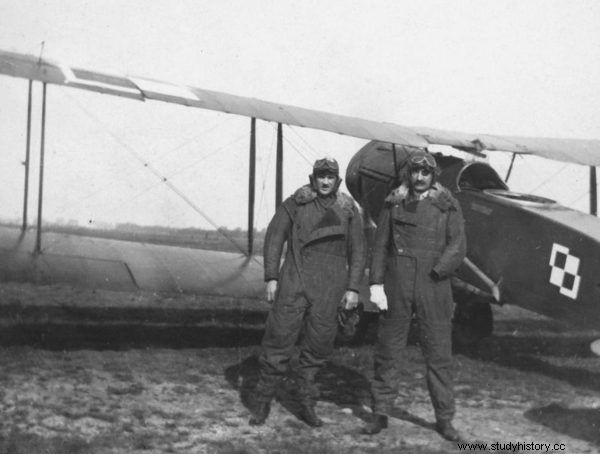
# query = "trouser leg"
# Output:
<box><xmin>296</xmin><ymin>300</ymin><xmax>338</xmax><ymax>403</ymax></box>
<box><xmin>418</xmin><ymin>316</ymin><xmax>455</xmax><ymax>421</ymax></box>
<box><xmin>370</xmin><ymin>311</ymin><xmax>412</xmax><ymax>414</ymax></box>
<box><xmin>371</xmin><ymin>256</ymin><xmax>415</xmax><ymax>415</ymax></box>
<box><xmin>254</xmin><ymin>295</ymin><xmax>306</xmax><ymax>403</ymax></box>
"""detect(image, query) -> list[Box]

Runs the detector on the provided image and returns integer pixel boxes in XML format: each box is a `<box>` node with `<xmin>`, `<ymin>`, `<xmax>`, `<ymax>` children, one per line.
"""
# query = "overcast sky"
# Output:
<box><xmin>1</xmin><ymin>0</ymin><xmax>599</xmax><ymax>229</ymax></box>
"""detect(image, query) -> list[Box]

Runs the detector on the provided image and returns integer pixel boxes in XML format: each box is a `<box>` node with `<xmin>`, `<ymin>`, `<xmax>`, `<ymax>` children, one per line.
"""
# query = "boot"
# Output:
<box><xmin>362</xmin><ymin>413</ymin><xmax>388</xmax><ymax>435</ymax></box>
<box><xmin>298</xmin><ymin>401</ymin><xmax>323</xmax><ymax>427</ymax></box>
<box><xmin>248</xmin><ymin>400</ymin><xmax>271</xmax><ymax>426</ymax></box>
<box><xmin>436</xmin><ymin>419</ymin><xmax>460</xmax><ymax>441</ymax></box>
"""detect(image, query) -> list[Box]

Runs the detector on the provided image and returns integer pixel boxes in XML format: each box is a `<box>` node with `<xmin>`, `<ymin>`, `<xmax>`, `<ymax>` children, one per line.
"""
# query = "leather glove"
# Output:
<box><xmin>337</xmin><ymin>302</ymin><xmax>364</xmax><ymax>340</ymax></box>
<box><xmin>369</xmin><ymin>284</ymin><xmax>388</xmax><ymax>311</ymax></box>
<box><xmin>430</xmin><ymin>269</ymin><xmax>441</xmax><ymax>282</ymax></box>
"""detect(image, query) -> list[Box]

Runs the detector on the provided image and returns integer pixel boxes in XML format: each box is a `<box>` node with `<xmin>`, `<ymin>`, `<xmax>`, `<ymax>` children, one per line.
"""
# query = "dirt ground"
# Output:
<box><xmin>0</xmin><ymin>283</ymin><xmax>599</xmax><ymax>453</ymax></box>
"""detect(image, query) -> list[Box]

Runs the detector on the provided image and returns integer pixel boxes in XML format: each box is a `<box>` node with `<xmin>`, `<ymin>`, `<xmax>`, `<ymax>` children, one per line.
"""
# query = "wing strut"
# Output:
<box><xmin>34</xmin><ymin>82</ymin><xmax>47</xmax><ymax>254</ymax></box>
<box><xmin>22</xmin><ymin>80</ymin><xmax>33</xmax><ymax>232</ymax></box>
<box><xmin>391</xmin><ymin>143</ymin><xmax>399</xmax><ymax>186</ymax></box>
<box><xmin>275</xmin><ymin>123</ymin><xmax>283</xmax><ymax>207</ymax></box>
<box><xmin>590</xmin><ymin>166</ymin><xmax>597</xmax><ymax>216</ymax></box>
<box><xmin>247</xmin><ymin>118</ymin><xmax>256</xmax><ymax>255</ymax></box>
<box><xmin>505</xmin><ymin>152</ymin><xmax>517</xmax><ymax>182</ymax></box>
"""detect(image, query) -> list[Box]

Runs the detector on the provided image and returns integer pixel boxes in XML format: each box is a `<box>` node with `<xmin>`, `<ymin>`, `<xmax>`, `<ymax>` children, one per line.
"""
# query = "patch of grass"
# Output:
<box><xmin>106</xmin><ymin>382</ymin><xmax>144</xmax><ymax>395</ymax></box>
<box><xmin>222</xmin><ymin>419</ymin><xmax>241</xmax><ymax>428</ymax></box>
<box><xmin>121</xmin><ymin>421</ymin><xmax>135</xmax><ymax>432</ymax></box>
<box><xmin>189</xmin><ymin>420</ymin><xmax>206</xmax><ymax>430</ymax></box>
<box><xmin>132</xmin><ymin>433</ymin><xmax>154</xmax><ymax>451</ymax></box>
<box><xmin>131</xmin><ymin>407</ymin><xmax>147</xmax><ymax>424</ymax></box>
<box><xmin>54</xmin><ymin>406</ymin><xmax>85</xmax><ymax>420</ymax></box>
<box><xmin>283</xmin><ymin>418</ymin><xmax>307</xmax><ymax>430</ymax></box>
<box><xmin>111</xmin><ymin>372</ymin><xmax>134</xmax><ymax>381</ymax></box>
<box><xmin>148</xmin><ymin>406</ymin><xmax>187</xmax><ymax>421</ymax></box>
<box><xmin>9</xmin><ymin>408</ymin><xmax>30</xmax><ymax>423</ymax></box>
<box><xmin>172</xmin><ymin>384</ymin><xmax>193</xmax><ymax>395</ymax></box>
<box><xmin>202</xmin><ymin>409</ymin><xmax>224</xmax><ymax>420</ymax></box>
<box><xmin>185</xmin><ymin>373</ymin><xmax>202</xmax><ymax>384</ymax></box>
<box><xmin>247</xmin><ymin>439</ymin><xmax>451</xmax><ymax>454</ymax></box>
<box><xmin>221</xmin><ymin>394</ymin><xmax>240</xmax><ymax>406</ymax></box>
<box><xmin>133</xmin><ymin>435</ymin><xmax>153</xmax><ymax>451</ymax></box>
<box><xmin>101</xmin><ymin>361</ymin><xmax>128</xmax><ymax>374</ymax></box>
<box><xmin>85</xmin><ymin>407</ymin><xmax>117</xmax><ymax>423</ymax></box>
<box><xmin>0</xmin><ymin>428</ymin><xmax>114</xmax><ymax>454</ymax></box>
<box><xmin>204</xmin><ymin>440</ymin><xmax>254</xmax><ymax>454</ymax></box>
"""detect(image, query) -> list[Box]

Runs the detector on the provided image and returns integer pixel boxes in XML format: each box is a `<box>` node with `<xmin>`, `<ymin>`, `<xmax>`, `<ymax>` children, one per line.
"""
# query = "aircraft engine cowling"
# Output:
<box><xmin>345</xmin><ymin>141</ymin><xmax>420</xmax><ymax>225</ymax></box>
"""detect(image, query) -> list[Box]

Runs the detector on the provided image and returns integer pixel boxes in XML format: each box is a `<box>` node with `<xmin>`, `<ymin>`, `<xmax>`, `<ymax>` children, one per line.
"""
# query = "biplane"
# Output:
<box><xmin>1</xmin><ymin>49</ymin><xmax>599</xmax><ymax>347</ymax></box>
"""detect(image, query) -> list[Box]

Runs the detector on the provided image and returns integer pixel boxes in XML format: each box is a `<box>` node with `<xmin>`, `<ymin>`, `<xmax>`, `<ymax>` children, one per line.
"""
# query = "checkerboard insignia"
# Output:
<box><xmin>549</xmin><ymin>243</ymin><xmax>581</xmax><ymax>300</ymax></box>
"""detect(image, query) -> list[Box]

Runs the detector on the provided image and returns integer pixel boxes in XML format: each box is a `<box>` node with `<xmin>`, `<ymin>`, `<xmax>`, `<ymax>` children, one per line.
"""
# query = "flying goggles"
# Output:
<box><xmin>409</xmin><ymin>152</ymin><xmax>437</xmax><ymax>169</ymax></box>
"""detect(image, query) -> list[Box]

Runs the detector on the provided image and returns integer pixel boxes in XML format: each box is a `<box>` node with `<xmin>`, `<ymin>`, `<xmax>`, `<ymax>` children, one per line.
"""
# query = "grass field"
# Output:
<box><xmin>1</xmin><ymin>283</ymin><xmax>600</xmax><ymax>453</ymax></box>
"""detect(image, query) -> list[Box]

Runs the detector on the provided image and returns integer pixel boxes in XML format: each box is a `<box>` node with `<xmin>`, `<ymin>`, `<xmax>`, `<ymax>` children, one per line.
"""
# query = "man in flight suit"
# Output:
<box><xmin>365</xmin><ymin>150</ymin><xmax>466</xmax><ymax>440</ymax></box>
<box><xmin>248</xmin><ymin>157</ymin><xmax>366</xmax><ymax>427</ymax></box>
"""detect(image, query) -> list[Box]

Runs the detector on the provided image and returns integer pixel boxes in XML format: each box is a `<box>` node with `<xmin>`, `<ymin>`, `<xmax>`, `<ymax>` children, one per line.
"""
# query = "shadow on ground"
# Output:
<box><xmin>4</xmin><ymin>305</ymin><xmax>599</xmax><ymax>397</ymax></box>
<box><xmin>224</xmin><ymin>355</ymin><xmax>374</xmax><ymax>423</ymax></box>
<box><xmin>525</xmin><ymin>403</ymin><xmax>600</xmax><ymax>446</ymax></box>
<box><xmin>0</xmin><ymin>308</ymin><xmax>380</xmax><ymax>351</ymax></box>
<box><xmin>223</xmin><ymin>353</ymin><xmax>439</xmax><ymax>437</ymax></box>
<box><xmin>455</xmin><ymin>316</ymin><xmax>600</xmax><ymax>392</ymax></box>
<box><xmin>0</xmin><ymin>323</ymin><xmax>265</xmax><ymax>350</ymax></box>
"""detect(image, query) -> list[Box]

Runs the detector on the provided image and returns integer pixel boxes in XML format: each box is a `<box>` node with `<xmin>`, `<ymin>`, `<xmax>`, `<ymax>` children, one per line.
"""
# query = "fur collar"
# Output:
<box><xmin>293</xmin><ymin>185</ymin><xmax>318</xmax><ymax>204</ymax></box>
<box><xmin>292</xmin><ymin>185</ymin><xmax>355</xmax><ymax>216</ymax></box>
<box><xmin>385</xmin><ymin>182</ymin><xmax>457</xmax><ymax>211</ymax></box>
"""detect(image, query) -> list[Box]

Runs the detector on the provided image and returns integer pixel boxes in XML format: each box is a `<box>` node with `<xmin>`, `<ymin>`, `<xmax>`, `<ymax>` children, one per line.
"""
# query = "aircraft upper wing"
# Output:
<box><xmin>2</xmin><ymin>49</ymin><xmax>599</xmax><ymax>166</ymax></box>
<box><xmin>413</xmin><ymin>127</ymin><xmax>600</xmax><ymax>166</ymax></box>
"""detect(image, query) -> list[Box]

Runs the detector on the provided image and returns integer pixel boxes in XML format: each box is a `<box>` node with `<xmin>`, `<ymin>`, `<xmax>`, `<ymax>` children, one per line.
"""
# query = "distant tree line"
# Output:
<box><xmin>1</xmin><ymin>220</ymin><xmax>267</xmax><ymax>254</ymax></box>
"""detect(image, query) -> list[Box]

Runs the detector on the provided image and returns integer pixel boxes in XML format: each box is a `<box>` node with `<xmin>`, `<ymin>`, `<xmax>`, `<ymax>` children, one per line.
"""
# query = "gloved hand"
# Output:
<box><xmin>265</xmin><ymin>279</ymin><xmax>278</xmax><ymax>303</ymax></box>
<box><xmin>340</xmin><ymin>290</ymin><xmax>359</xmax><ymax>310</ymax></box>
<box><xmin>337</xmin><ymin>302</ymin><xmax>364</xmax><ymax>341</ymax></box>
<box><xmin>369</xmin><ymin>284</ymin><xmax>388</xmax><ymax>311</ymax></box>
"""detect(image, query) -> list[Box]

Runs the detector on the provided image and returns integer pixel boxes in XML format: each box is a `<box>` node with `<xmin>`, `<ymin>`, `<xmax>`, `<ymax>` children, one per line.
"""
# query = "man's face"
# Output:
<box><xmin>410</xmin><ymin>167</ymin><xmax>434</xmax><ymax>194</ymax></box>
<box><xmin>315</xmin><ymin>173</ymin><xmax>338</xmax><ymax>196</ymax></box>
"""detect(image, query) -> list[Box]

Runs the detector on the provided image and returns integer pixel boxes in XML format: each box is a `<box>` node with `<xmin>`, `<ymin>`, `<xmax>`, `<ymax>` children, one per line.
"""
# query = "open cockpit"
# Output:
<box><xmin>436</xmin><ymin>155</ymin><xmax>557</xmax><ymax>206</ymax></box>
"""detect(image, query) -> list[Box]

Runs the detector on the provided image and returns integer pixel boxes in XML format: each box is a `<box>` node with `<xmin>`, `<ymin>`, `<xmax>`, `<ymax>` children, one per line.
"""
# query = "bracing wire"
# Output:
<box><xmin>58</xmin><ymin>91</ymin><xmax>253</xmax><ymax>257</ymax></box>
<box><xmin>256</xmin><ymin>123</ymin><xmax>277</xmax><ymax>228</ymax></box>
<box><xmin>153</xmin><ymin>133</ymin><xmax>248</xmax><ymax>181</ymax></box>
<box><xmin>272</xmin><ymin>124</ymin><xmax>313</xmax><ymax>166</ymax></box>
<box><xmin>566</xmin><ymin>190</ymin><xmax>590</xmax><ymax>208</ymax></box>
<box><xmin>286</xmin><ymin>125</ymin><xmax>320</xmax><ymax>160</ymax></box>
<box><xmin>527</xmin><ymin>162</ymin><xmax>570</xmax><ymax>194</ymax></box>
<box><xmin>89</xmin><ymin>132</ymin><xmax>247</xmax><ymax>220</ymax></box>
<box><xmin>55</xmin><ymin>91</ymin><xmax>242</xmax><ymax>218</ymax></box>
<box><xmin>145</xmin><ymin>117</ymin><xmax>229</xmax><ymax>167</ymax></box>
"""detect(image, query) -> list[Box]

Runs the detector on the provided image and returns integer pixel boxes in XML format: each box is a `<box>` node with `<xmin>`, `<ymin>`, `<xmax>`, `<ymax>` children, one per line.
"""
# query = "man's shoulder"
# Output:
<box><xmin>384</xmin><ymin>184</ymin><xmax>409</xmax><ymax>205</ymax></box>
<box><xmin>288</xmin><ymin>185</ymin><xmax>317</xmax><ymax>205</ymax></box>
<box><xmin>429</xmin><ymin>183</ymin><xmax>459</xmax><ymax>211</ymax></box>
<box><xmin>336</xmin><ymin>192</ymin><xmax>357</xmax><ymax>216</ymax></box>
<box><xmin>286</xmin><ymin>186</ymin><xmax>356</xmax><ymax>214</ymax></box>
<box><xmin>382</xmin><ymin>183</ymin><xmax>459</xmax><ymax>211</ymax></box>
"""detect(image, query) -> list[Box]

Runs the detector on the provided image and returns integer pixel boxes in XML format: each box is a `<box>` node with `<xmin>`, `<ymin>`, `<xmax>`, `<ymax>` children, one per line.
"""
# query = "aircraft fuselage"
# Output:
<box><xmin>346</xmin><ymin>141</ymin><xmax>600</xmax><ymax>329</ymax></box>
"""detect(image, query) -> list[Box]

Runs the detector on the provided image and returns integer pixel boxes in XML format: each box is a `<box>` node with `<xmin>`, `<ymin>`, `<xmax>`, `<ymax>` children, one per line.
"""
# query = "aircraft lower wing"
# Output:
<box><xmin>0</xmin><ymin>225</ymin><xmax>265</xmax><ymax>299</ymax></box>
<box><xmin>1</xmin><ymin>49</ymin><xmax>599</xmax><ymax>166</ymax></box>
